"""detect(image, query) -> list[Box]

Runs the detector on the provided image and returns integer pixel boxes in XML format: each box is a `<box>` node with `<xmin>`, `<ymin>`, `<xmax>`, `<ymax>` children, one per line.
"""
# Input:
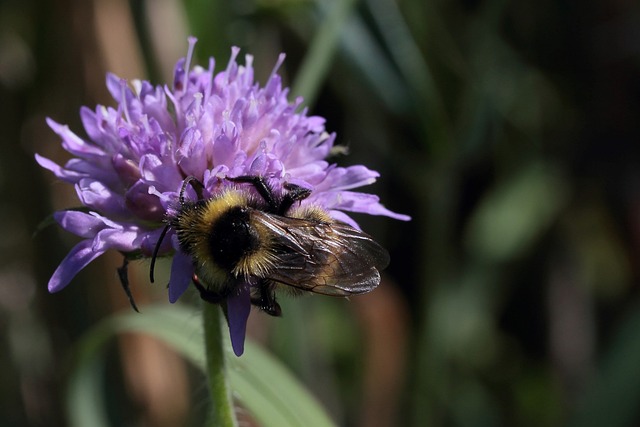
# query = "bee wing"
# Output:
<box><xmin>253</xmin><ymin>211</ymin><xmax>390</xmax><ymax>296</ymax></box>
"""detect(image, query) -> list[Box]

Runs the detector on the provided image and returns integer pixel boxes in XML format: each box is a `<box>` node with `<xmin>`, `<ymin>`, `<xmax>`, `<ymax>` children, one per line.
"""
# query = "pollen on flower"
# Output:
<box><xmin>38</xmin><ymin>37</ymin><xmax>409</xmax><ymax>356</ymax></box>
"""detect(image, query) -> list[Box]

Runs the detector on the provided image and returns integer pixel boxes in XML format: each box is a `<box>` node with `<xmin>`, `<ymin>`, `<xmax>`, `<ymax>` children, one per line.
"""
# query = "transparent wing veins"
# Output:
<box><xmin>252</xmin><ymin>211</ymin><xmax>389</xmax><ymax>296</ymax></box>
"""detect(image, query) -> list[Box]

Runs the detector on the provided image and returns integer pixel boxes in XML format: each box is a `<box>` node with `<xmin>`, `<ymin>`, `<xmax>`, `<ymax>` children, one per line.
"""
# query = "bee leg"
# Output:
<box><xmin>279</xmin><ymin>183</ymin><xmax>311</xmax><ymax>215</ymax></box>
<box><xmin>192</xmin><ymin>274</ymin><xmax>224</xmax><ymax>304</ymax></box>
<box><xmin>252</xmin><ymin>296</ymin><xmax>282</xmax><ymax>317</ymax></box>
<box><xmin>227</xmin><ymin>175</ymin><xmax>312</xmax><ymax>215</ymax></box>
<box><xmin>251</xmin><ymin>281</ymin><xmax>282</xmax><ymax>317</ymax></box>
<box><xmin>117</xmin><ymin>256</ymin><xmax>140</xmax><ymax>312</ymax></box>
<box><xmin>227</xmin><ymin>175</ymin><xmax>278</xmax><ymax>211</ymax></box>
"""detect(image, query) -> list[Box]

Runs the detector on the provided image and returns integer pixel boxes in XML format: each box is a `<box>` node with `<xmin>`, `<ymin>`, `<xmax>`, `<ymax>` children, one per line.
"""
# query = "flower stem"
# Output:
<box><xmin>202</xmin><ymin>303</ymin><xmax>238</xmax><ymax>427</ymax></box>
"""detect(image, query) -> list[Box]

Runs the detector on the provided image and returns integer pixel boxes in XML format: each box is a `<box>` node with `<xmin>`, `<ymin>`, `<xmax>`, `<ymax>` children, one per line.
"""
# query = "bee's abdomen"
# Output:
<box><xmin>208</xmin><ymin>206</ymin><xmax>260</xmax><ymax>271</ymax></box>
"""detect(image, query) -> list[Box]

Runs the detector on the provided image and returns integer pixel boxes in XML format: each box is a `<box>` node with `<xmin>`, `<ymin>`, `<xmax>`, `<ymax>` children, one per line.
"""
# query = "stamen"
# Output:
<box><xmin>120</xmin><ymin>79</ymin><xmax>132</xmax><ymax>124</ymax></box>
<box><xmin>183</xmin><ymin>36</ymin><xmax>198</xmax><ymax>93</ymax></box>
<box><xmin>269</xmin><ymin>53</ymin><xmax>286</xmax><ymax>82</ymax></box>
<box><xmin>225</xmin><ymin>46</ymin><xmax>241</xmax><ymax>82</ymax></box>
<box><xmin>205</xmin><ymin>57</ymin><xmax>215</xmax><ymax>102</ymax></box>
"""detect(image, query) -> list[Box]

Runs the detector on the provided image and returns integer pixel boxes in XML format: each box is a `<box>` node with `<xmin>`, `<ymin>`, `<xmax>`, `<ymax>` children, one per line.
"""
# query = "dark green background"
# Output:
<box><xmin>2</xmin><ymin>0</ymin><xmax>640</xmax><ymax>426</ymax></box>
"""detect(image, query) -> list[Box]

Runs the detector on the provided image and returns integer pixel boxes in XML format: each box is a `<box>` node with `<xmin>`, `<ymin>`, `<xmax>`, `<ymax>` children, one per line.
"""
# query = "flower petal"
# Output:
<box><xmin>54</xmin><ymin>210</ymin><xmax>107</xmax><ymax>238</ymax></box>
<box><xmin>319</xmin><ymin>165</ymin><xmax>380</xmax><ymax>192</ymax></box>
<box><xmin>35</xmin><ymin>154</ymin><xmax>84</xmax><ymax>183</ymax></box>
<box><xmin>47</xmin><ymin>117</ymin><xmax>104</xmax><ymax>157</ymax></box>
<box><xmin>76</xmin><ymin>178</ymin><xmax>128</xmax><ymax>216</ymax></box>
<box><xmin>80</xmin><ymin>106</ymin><xmax>112</xmax><ymax>149</ymax></box>
<box><xmin>112</xmin><ymin>154</ymin><xmax>141</xmax><ymax>187</ymax></box>
<box><xmin>136</xmin><ymin>227</ymin><xmax>172</xmax><ymax>257</ymax></box>
<box><xmin>93</xmin><ymin>228</ymin><xmax>140</xmax><ymax>253</ymax></box>
<box><xmin>49</xmin><ymin>239</ymin><xmax>106</xmax><ymax>292</ymax></box>
<box><xmin>139</xmin><ymin>153</ymin><xmax>182</xmax><ymax>189</ymax></box>
<box><xmin>226</xmin><ymin>282</ymin><xmax>251</xmax><ymax>356</ymax></box>
<box><xmin>177</xmin><ymin>128</ymin><xmax>208</xmax><ymax>177</ymax></box>
<box><xmin>106</xmin><ymin>73</ymin><xmax>123</xmax><ymax>102</ymax></box>
<box><xmin>168</xmin><ymin>250</ymin><xmax>194</xmax><ymax>303</ymax></box>
<box><xmin>328</xmin><ymin>210</ymin><xmax>360</xmax><ymax>229</ymax></box>
<box><xmin>362</xmin><ymin>203</ymin><xmax>411</xmax><ymax>221</ymax></box>
<box><xmin>314</xmin><ymin>191</ymin><xmax>411</xmax><ymax>221</ymax></box>
<box><xmin>124</xmin><ymin>181</ymin><xmax>165</xmax><ymax>222</ymax></box>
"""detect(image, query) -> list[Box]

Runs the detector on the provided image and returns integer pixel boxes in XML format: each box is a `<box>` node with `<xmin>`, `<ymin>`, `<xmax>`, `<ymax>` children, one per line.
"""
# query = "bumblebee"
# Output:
<box><xmin>152</xmin><ymin>175</ymin><xmax>389</xmax><ymax>316</ymax></box>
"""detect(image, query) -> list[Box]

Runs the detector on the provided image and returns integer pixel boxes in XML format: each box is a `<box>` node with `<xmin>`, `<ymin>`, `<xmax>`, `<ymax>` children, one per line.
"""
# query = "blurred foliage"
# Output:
<box><xmin>2</xmin><ymin>0</ymin><xmax>640</xmax><ymax>426</ymax></box>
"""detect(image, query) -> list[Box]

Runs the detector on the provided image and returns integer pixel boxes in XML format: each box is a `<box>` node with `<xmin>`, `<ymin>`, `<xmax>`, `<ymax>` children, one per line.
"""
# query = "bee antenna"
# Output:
<box><xmin>180</xmin><ymin>176</ymin><xmax>205</xmax><ymax>203</ymax></box>
<box><xmin>117</xmin><ymin>256</ymin><xmax>140</xmax><ymax>312</ymax></box>
<box><xmin>150</xmin><ymin>225</ymin><xmax>170</xmax><ymax>283</ymax></box>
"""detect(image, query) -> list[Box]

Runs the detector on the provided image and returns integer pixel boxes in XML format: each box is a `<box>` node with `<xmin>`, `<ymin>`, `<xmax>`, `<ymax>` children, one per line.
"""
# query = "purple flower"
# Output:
<box><xmin>38</xmin><ymin>37</ymin><xmax>409</xmax><ymax>355</ymax></box>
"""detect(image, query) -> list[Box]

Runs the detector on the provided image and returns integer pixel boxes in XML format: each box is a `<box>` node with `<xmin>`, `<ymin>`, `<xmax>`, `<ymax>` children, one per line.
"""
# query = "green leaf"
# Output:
<box><xmin>464</xmin><ymin>162</ymin><xmax>568</xmax><ymax>262</ymax></box>
<box><xmin>67</xmin><ymin>304</ymin><xmax>336</xmax><ymax>427</ymax></box>
<box><xmin>229</xmin><ymin>340</ymin><xmax>336</xmax><ymax>427</ymax></box>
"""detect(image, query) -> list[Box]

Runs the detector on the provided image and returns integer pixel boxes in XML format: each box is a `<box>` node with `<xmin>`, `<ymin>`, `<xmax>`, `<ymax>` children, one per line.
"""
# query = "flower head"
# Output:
<box><xmin>38</xmin><ymin>37</ymin><xmax>409</xmax><ymax>355</ymax></box>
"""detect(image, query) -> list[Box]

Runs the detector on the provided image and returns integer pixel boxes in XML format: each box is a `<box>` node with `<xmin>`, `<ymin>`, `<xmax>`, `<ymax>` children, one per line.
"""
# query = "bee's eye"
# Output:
<box><xmin>208</xmin><ymin>207</ymin><xmax>259</xmax><ymax>269</ymax></box>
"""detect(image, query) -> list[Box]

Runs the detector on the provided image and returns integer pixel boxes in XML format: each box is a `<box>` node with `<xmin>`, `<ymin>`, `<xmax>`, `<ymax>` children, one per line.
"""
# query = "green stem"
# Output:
<box><xmin>202</xmin><ymin>303</ymin><xmax>238</xmax><ymax>427</ymax></box>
